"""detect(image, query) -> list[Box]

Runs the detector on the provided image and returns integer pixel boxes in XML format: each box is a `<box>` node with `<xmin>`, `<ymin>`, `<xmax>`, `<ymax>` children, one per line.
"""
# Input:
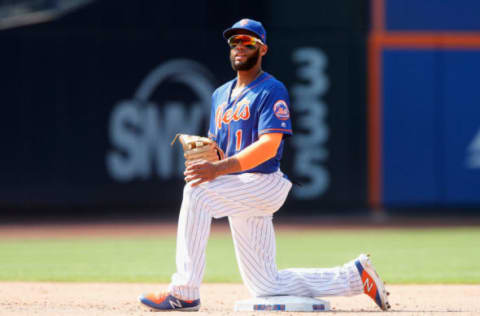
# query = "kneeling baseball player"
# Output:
<box><xmin>138</xmin><ymin>18</ymin><xmax>390</xmax><ymax>312</ymax></box>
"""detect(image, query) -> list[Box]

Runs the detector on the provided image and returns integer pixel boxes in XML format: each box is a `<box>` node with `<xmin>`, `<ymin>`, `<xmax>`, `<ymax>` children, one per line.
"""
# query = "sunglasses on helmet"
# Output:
<box><xmin>228</xmin><ymin>35</ymin><xmax>264</xmax><ymax>50</ymax></box>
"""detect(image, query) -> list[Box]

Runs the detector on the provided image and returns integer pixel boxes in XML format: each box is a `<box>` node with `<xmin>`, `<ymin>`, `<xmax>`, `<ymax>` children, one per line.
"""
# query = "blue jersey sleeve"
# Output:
<box><xmin>258</xmin><ymin>83</ymin><xmax>293</xmax><ymax>136</ymax></box>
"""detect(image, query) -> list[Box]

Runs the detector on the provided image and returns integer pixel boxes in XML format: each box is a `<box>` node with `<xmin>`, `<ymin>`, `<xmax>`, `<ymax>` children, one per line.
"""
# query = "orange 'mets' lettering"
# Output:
<box><xmin>216</xmin><ymin>100</ymin><xmax>251</xmax><ymax>130</ymax></box>
<box><xmin>222</xmin><ymin>108</ymin><xmax>234</xmax><ymax>124</ymax></box>
<box><xmin>215</xmin><ymin>102</ymin><xmax>226</xmax><ymax>130</ymax></box>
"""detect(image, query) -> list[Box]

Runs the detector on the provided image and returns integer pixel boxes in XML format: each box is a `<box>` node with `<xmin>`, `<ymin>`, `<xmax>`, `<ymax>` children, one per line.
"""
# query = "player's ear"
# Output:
<box><xmin>260</xmin><ymin>44</ymin><xmax>268</xmax><ymax>56</ymax></box>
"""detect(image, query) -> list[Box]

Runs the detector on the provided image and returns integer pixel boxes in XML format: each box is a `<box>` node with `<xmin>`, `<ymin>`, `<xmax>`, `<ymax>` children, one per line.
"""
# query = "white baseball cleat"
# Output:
<box><xmin>354</xmin><ymin>254</ymin><xmax>391</xmax><ymax>311</ymax></box>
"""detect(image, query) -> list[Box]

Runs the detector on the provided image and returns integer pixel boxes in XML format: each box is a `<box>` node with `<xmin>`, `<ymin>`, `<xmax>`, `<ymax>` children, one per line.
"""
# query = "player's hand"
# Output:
<box><xmin>184</xmin><ymin>160</ymin><xmax>218</xmax><ymax>186</ymax></box>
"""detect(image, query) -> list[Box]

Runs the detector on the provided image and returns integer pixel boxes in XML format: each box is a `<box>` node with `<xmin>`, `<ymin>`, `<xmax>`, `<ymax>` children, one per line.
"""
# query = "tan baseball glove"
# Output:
<box><xmin>171</xmin><ymin>134</ymin><xmax>225</xmax><ymax>162</ymax></box>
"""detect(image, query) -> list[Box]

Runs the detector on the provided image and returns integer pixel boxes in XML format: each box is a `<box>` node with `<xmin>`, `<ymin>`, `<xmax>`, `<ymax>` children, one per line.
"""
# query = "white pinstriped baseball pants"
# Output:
<box><xmin>168</xmin><ymin>170</ymin><xmax>363</xmax><ymax>300</ymax></box>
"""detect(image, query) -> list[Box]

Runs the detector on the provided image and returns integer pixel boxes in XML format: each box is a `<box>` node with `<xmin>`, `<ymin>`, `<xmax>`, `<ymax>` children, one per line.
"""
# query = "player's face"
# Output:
<box><xmin>228</xmin><ymin>35</ymin><xmax>263</xmax><ymax>71</ymax></box>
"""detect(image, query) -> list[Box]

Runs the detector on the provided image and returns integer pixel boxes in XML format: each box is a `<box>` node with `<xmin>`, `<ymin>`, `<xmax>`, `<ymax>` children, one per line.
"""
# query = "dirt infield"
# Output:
<box><xmin>1</xmin><ymin>220</ymin><xmax>479</xmax><ymax>315</ymax></box>
<box><xmin>1</xmin><ymin>282</ymin><xmax>479</xmax><ymax>315</ymax></box>
<box><xmin>3</xmin><ymin>216</ymin><xmax>480</xmax><ymax>239</ymax></box>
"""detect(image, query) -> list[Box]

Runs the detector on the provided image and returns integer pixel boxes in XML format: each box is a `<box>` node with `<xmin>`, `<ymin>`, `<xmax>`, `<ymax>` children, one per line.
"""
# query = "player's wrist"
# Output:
<box><xmin>213</xmin><ymin>157</ymin><xmax>241</xmax><ymax>176</ymax></box>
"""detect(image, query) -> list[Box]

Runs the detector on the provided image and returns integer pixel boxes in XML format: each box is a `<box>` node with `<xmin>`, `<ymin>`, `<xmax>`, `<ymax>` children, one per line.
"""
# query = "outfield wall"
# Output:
<box><xmin>0</xmin><ymin>0</ymin><xmax>368</xmax><ymax>216</ymax></box>
<box><xmin>369</xmin><ymin>0</ymin><xmax>480</xmax><ymax>211</ymax></box>
<box><xmin>1</xmin><ymin>0</ymin><xmax>479</xmax><ymax>217</ymax></box>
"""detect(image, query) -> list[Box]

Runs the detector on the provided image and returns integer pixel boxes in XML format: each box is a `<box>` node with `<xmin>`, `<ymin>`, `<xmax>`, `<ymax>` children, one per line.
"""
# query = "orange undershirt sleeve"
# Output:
<box><xmin>234</xmin><ymin>133</ymin><xmax>283</xmax><ymax>171</ymax></box>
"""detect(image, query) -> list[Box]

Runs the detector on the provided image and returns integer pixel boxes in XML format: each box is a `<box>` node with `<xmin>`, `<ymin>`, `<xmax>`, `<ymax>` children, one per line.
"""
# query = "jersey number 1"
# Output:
<box><xmin>235</xmin><ymin>129</ymin><xmax>242</xmax><ymax>151</ymax></box>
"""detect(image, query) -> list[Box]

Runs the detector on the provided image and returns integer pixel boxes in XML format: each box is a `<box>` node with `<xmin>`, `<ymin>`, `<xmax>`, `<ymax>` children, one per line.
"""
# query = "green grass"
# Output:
<box><xmin>0</xmin><ymin>228</ymin><xmax>479</xmax><ymax>283</ymax></box>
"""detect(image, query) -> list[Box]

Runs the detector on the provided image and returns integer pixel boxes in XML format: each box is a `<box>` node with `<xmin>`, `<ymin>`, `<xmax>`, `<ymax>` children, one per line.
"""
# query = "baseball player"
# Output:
<box><xmin>139</xmin><ymin>18</ymin><xmax>390</xmax><ymax>312</ymax></box>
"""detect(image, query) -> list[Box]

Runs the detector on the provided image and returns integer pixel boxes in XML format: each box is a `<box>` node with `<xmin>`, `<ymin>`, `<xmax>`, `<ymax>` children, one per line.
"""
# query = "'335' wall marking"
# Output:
<box><xmin>291</xmin><ymin>48</ymin><xmax>330</xmax><ymax>199</ymax></box>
